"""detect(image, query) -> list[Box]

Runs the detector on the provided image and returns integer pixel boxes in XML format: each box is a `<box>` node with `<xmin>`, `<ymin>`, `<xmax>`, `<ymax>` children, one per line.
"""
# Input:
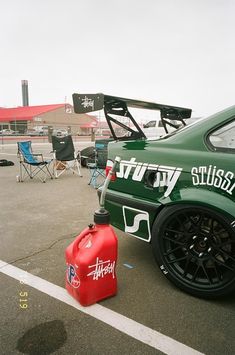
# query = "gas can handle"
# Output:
<box><xmin>72</xmin><ymin>227</ymin><xmax>95</xmax><ymax>256</ymax></box>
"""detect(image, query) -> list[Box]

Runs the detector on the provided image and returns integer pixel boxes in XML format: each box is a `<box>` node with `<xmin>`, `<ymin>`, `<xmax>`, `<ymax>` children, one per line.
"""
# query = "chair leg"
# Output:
<box><xmin>88</xmin><ymin>169</ymin><xmax>96</xmax><ymax>187</ymax></box>
<box><xmin>46</xmin><ymin>163</ymin><xmax>54</xmax><ymax>180</ymax></box>
<box><xmin>54</xmin><ymin>162</ymin><xmax>67</xmax><ymax>178</ymax></box>
<box><xmin>41</xmin><ymin>164</ymin><xmax>53</xmax><ymax>182</ymax></box>
<box><xmin>75</xmin><ymin>159</ymin><xmax>82</xmax><ymax>177</ymax></box>
<box><xmin>52</xmin><ymin>159</ymin><xmax>82</xmax><ymax>179</ymax></box>
<box><xmin>53</xmin><ymin>160</ymin><xmax>61</xmax><ymax>179</ymax></box>
<box><xmin>20</xmin><ymin>163</ymin><xmax>33</xmax><ymax>181</ymax></box>
<box><xmin>88</xmin><ymin>168</ymin><xmax>105</xmax><ymax>189</ymax></box>
<box><xmin>19</xmin><ymin>162</ymin><xmax>23</xmax><ymax>182</ymax></box>
<box><xmin>19</xmin><ymin>163</ymin><xmax>53</xmax><ymax>183</ymax></box>
<box><xmin>29</xmin><ymin>165</ymin><xmax>33</xmax><ymax>179</ymax></box>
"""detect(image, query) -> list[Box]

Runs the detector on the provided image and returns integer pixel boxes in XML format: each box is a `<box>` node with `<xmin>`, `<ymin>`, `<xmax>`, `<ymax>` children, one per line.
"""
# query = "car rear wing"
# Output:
<box><xmin>72</xmin><ymin>93</ymin><xmax>192</xmax><ymax>140</ymax></box>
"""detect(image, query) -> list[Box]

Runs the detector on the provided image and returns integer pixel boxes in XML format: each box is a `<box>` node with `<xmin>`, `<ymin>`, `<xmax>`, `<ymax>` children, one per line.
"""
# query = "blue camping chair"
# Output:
<box><xmin>17</xmin><ymin>141</ymin><xmax>53</xmax><ymax>183</ymax></box>
<box><xmin>87</xmin><ymin>139</ymin><xmax>111</xmax><ymax>188</ymax></box>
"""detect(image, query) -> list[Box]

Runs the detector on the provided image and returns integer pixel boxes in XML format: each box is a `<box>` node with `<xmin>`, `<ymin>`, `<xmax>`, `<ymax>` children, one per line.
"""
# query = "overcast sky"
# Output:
<box><xmin>0</xmin><ymin>0</ymin><xmax>235</xmax><ymax>117</ymax></box>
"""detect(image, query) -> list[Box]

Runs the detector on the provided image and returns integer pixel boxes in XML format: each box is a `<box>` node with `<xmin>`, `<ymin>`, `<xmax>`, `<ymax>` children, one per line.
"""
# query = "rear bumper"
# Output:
<box><xmin>98</xmin><ymin>188</ymin><xmax>162</xmax><ymax>241</ymax></box>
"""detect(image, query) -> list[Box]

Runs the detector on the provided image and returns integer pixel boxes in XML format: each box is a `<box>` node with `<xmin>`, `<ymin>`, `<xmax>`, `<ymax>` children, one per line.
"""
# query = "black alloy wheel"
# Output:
<box><xmin>152</xmin><ymin>205</ymin><xmax>235</xmax><ymax>298</ymax></box>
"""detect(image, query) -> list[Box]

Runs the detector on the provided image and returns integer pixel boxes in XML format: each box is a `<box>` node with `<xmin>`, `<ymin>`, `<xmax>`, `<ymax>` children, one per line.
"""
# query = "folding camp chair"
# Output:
<box><xmin>87</xmin><ymin>139</ymin><xmax>110</xmax><ymax>188</ymax></box>
<box><xmin>17</xmin><ymin>141</ymin><xmax>53</xmax><ymax>183</ymax></box>
<box><xmin>52</xmin><ymin>135</ymin><xmax>82</xmax><ymax>178</ymax></box>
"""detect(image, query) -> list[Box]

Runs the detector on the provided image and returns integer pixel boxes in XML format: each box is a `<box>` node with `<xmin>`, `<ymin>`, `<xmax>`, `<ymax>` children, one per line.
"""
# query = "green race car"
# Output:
<box><xmin>73</xmin><ymin>93</ymin><xmax>235</xmax><ymax>298</ymax></box>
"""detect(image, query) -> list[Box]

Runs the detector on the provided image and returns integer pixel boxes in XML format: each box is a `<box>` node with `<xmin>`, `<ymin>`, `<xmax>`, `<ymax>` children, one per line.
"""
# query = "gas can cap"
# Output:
<box><xmin>94</xmin><ymin>208</ymin><xmax>110</xmax><ymax>225</ymax></box>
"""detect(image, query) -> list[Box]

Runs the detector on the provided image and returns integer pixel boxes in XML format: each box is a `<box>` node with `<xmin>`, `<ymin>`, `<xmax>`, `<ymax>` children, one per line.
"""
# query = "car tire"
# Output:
<box><xmin>151</xmin><ymin>204</ymin><xmax>235</xmax><ymax>298</ymax></box>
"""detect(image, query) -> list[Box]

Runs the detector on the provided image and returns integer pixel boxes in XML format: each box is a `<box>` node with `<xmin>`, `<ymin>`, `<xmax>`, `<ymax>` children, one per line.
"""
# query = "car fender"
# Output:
<box><xmin>160</xmin><ymin>187</ymin><xmax>235</xmax><ymax>221</ymax></box>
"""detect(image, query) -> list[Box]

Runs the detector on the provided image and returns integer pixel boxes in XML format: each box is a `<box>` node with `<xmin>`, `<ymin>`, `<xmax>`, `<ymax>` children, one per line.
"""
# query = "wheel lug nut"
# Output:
<box><xmin>193</xmin><ymin>236</ymin><xmax>197</xmax><ymax>240</ymax></box>
<box><xmin>207</xmin><ymin>247</ymin><xmax>212</xmax><ymax>252</ymax></box>
<box><xmin>199</xmin><ymin>252</ymin><xmax>204</xmax><ymax>257</ymax></box>
<box><xmin>189</xmin><ymin>244</ymin><xmax>194</xmax><ymax>250</ymax></box>
<box><xmin>204</xmin><ymin>237</ymin><xmax>208</xmax><ymax>241</ymax></box>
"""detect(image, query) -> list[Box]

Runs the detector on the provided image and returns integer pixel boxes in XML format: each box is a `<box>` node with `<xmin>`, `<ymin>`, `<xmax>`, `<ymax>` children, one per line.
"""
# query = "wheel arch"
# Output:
<box><xmin>153</xmin><ymin>187</ymin><xmax>235</xmax><ymax>229</ymax></box>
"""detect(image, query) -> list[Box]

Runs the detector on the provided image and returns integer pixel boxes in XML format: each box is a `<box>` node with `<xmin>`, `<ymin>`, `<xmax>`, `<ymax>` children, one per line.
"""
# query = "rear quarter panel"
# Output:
<box><xmin>105</xmin><ymin>114</ymin><xmax>235</xmax><ymax>240</ymax></box>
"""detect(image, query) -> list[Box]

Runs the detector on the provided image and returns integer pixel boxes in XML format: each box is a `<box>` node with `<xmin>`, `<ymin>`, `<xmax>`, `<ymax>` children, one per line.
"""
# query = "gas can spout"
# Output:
<box><xmin>99</xmin><ymin>156</ymin><xmax>121</xmax><ymax>209</ymax></box>
<box><xmin>94</xmin><ymin>156</ymin><xmax>121</xmax><ymax>225</ymax></box>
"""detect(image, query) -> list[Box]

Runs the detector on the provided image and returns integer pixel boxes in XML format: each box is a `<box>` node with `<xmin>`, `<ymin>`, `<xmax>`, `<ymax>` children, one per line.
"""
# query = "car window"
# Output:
<box><xmin>209</xmin><ymin>120</ymin><xmax>235</xmax><ymax>150</ymax></box>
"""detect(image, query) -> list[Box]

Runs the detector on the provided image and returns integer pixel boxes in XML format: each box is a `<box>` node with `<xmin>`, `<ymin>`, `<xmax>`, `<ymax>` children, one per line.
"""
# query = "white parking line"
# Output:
<box><xmin>0</xmin><ymin>260</ymin><xmax>204</xmax><ymax>355</ymax></box>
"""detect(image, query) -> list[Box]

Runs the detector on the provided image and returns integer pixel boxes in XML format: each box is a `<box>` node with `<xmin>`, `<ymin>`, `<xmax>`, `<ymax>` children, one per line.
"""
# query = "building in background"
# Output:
<box><xmin>0</xmin><ymin>104</ymin><xmax>98</xmax><ymax>135</ymax></box>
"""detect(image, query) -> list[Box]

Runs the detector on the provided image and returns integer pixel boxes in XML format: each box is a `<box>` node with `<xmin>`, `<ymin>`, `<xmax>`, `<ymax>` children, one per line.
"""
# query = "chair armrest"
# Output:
<box><xmin>32</xmin><ymin>153</ymin><xmax>44</xmax><ymax>162</ymax></box>
<box><xmin>50</xmin><ymin>150</ymin><xmax>57</xmax><ymax>159</ymax></box>
<box><xmin>33</xmin><ymin>153</ymin><xmax>53</xmax><ymax>162</ymax></box>
<box><xmin>76</xmin><ymin>150</ymin><xmax>82</xmax><ymax>161</ymax></box>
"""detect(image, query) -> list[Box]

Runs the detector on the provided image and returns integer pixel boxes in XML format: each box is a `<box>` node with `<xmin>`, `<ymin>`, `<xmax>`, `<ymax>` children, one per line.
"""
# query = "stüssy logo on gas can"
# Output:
<box><xmin>67</xmin><ymin>264</ymin><xmax>80</xmax><ymax>288</ymax></box>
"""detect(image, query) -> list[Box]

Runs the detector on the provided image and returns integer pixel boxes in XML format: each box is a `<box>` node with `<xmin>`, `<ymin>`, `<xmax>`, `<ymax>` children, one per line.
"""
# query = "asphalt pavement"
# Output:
<box><xmin>0</xmin><ymin>141</ymin><xmax>235</xmax><ymax>355</ymax></box>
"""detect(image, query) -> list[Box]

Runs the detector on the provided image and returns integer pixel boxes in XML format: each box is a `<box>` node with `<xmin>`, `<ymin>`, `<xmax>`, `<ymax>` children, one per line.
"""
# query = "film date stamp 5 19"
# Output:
<box><xmin>19</xmin><ymin>274</ymin><xmax>29</xmax><ymax>309</ymax></box>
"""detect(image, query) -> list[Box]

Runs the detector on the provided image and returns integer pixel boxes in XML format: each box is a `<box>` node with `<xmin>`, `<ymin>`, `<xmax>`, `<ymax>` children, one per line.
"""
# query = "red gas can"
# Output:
<box><xmin>65</xmin><ymin>156</ymin><xmax>121</xmax><ymax>306</ymax></box>
<box><xmin>65</xmin><ymin>211</ymin><xmax>118</xmax><ymax>306</ymax></box>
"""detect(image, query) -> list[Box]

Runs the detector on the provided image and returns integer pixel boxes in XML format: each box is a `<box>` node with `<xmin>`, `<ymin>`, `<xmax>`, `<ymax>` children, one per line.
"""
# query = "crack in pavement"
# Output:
<box><xmin>0</xmin><ymin>234</ymin><xmax>76</xmax><ymax>268</ymax></box>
